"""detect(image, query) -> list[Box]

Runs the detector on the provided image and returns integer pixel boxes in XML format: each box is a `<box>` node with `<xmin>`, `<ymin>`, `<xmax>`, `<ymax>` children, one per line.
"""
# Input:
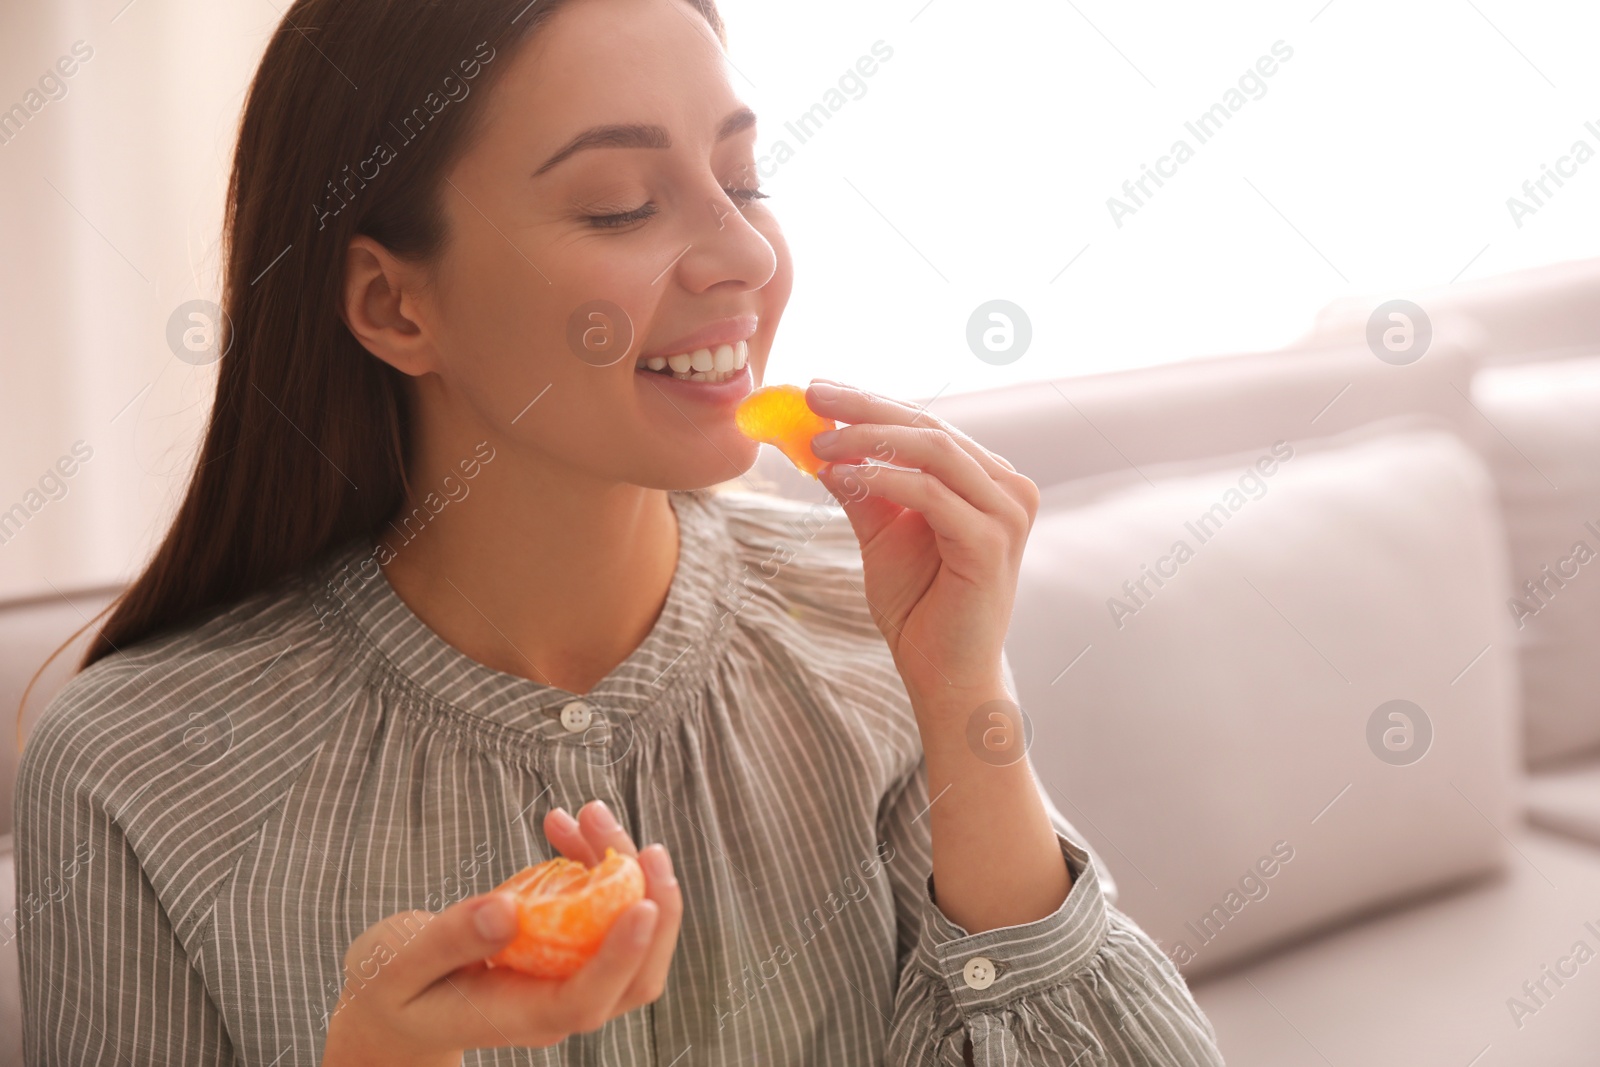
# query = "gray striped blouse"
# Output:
<box><xmin>17</xmin><ymin>488</ymin><xmax>1223</xmax><ymax>1065</ymax></box>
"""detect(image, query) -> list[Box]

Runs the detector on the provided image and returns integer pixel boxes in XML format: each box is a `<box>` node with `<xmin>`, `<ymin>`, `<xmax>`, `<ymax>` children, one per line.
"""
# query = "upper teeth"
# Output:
<box><xmin>640</xmin><ymin>340</ymin><xmax>749</xmax><ymax>381</ymax></box>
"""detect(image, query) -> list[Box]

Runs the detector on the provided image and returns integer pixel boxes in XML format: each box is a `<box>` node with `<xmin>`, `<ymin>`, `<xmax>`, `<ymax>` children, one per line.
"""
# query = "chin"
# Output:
<box><xmin>634</xmin><ymin>435</ymin><xmax>762</xmax><ymax>491</ymax></box>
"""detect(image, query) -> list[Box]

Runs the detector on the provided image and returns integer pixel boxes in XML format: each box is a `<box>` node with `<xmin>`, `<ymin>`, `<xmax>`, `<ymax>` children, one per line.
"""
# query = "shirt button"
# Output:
<box><xmin>962</xmin><ymin>956</ymin><xmax>997</xmax><ymax>991</ymax></box>
<box><xmin>559</xmin><ymin>700</ymin><xmax>593</xmax><ymax>733</ymax></box>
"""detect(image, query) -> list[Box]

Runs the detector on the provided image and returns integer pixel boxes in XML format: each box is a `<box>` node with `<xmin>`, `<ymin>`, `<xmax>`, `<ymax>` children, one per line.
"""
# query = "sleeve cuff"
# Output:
<box><xmin>913</xmin><ymin>834</ymin><xmax>1112</xmax><ymax>1015</ymax></box>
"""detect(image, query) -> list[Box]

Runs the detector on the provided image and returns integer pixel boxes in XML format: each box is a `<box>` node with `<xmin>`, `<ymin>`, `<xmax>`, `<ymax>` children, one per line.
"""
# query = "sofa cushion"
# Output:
<box><xmin>746</xmin><ymin>332</ymin><xmax>1485</xmax><ymax>499</ymax></box>
<box><xmin>1473</xmin><ymin>354</ymin><xmax>1600</xmax><ymax>765</ymax></box>
<box><xmin>1310</xmin><ymin>257</ymin><xmax>1600</xmax><ymax>368</ymax></box>
<box><xmin>1006</xmin><ymin>427</ymin><xmax>1521</xmax><ymax>979</ymax></box>
<box><xmin>1191</xmin><ymin>829</ymin><xmax>1600</xmax><ymax>1067</ymax></box>
<box><xmin>1525</xmin><ymin>760</ymin><xmax>1600</xmax><ymax>847</ymax></box>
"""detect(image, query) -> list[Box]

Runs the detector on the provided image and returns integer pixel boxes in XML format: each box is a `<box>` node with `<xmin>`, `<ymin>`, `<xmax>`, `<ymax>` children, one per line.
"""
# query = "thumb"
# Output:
<box><xmin>421</xmin><ymin>891</ymin><xmax>523</xmax><ymax>978</ymax></box>
<box><xmin>348</xmin><ymin>892</ymin><xmax>520</xmax><ymax>1002</ymax></box>
<box><xmin>469</xmin><ymin>891</ymin><xmax>520</xmax><ymax>949</ymax></box>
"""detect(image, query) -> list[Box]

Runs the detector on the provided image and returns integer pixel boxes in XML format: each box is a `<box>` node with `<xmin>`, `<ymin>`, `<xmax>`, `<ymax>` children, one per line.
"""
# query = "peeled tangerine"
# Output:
<box><xmin>735</xmin><ymin>384</ymin><xmax>837</xmax><ymax>478</ymax></box>
<box><xmin>483</xmin><ymin>848</ymin><xmax>646</xmax><ymax>979</ymax></box>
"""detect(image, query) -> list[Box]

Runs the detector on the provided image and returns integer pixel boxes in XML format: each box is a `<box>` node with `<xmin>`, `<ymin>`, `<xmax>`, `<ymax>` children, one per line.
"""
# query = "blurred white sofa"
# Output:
<box><xmin>5</xmin><ymin>258</ymin><xmax>1600</xmax><ymax>1066</ymax></box>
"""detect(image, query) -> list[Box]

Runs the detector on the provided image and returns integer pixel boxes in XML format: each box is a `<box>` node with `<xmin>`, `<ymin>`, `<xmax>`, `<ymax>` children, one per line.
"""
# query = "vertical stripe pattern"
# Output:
<box><xmin>17</xmin><ymin>488</ymin><xmax>1223</xmax><ymax>1065</ymax></box>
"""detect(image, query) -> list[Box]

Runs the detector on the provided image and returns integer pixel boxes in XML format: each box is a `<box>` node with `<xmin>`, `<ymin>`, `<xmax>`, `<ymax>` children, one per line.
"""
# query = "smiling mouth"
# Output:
<box><xmin>635</xmin><ymin>340</ymin><xmax>750</xmax><ymax>383</ymax></box>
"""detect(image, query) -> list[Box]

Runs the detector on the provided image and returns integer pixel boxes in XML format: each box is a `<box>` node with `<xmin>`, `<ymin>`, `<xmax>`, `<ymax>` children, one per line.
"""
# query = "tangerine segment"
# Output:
<box><xmin>483</xmin><ymin>848</ymin><xmax>646</xmax><ymax>979</ymax></box>
<box><xmin>735</xmin><ymin>384</ymin><xmax>838</xmax><ymax>478</ymax></box>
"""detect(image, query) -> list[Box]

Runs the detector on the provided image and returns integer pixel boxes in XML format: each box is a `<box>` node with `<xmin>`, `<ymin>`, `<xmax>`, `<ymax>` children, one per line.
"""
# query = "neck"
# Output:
<box><xmin>376</xmin><ymin>439</ymin><xmax>679</xmax><ymax>696</ymax></box>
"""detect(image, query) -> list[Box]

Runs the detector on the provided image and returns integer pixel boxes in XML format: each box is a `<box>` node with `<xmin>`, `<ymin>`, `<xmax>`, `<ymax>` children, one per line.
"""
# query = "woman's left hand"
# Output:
<box><xmin>805</xmin><ymin>380</ymin><xmax>1040</xmax><ymax>710</ymax></box>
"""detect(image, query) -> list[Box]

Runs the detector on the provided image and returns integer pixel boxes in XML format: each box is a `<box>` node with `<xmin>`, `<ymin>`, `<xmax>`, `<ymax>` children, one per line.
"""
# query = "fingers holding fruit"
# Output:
<box><xmin>801</xmin><ymin>381</ymin><xmax>1037</xmax><ymax>551</ymax></box>
<box><xmin>780</xmin><ymin>380</ymin><xmax>1037</xmax><ymax>703</ymax></box>
<box><xmin>616</xmin><ymin>844</ymin><xmax>682</xmax><ymax>1012</ymax></box>
<box><xmin>400</xmin><ymin>885</ymin><xmax>657</xmax><ymax>1051</ymax></box>
<box><xmin>325</xmin><ymin>891</ymin><xmax>560</xmax><ymax>1056</ymax></box>
<box><xmin>542</xmin><ymin>800</ymin><xmax>637</xmax><ymax>866</ymax></box>
<box><xmin>459</xmin><ymin>847</ymin><xmax>666</xmax><ymax>1040</ymax></box>
<box><xmin>484</xmin><ymin>847</ymin><xmax>647</xmax><ymax>979</ymax></box>
<box><xmin>735</xmin><ymin>383</ymin><xmax>837</xmax><ymax>477</ymax></box>
<box><xmin>809</xmin><ymin>421</ymin><xmax>1019</xmax><ymax>521</ymax></box>
<box><xmin>804</xmin><ymin>380</ymin><xmax>1032</xmax><ymax>502</ymax></box>
<box><xmin>536</xmin><ymin>804</ymin><xmax>681</xmax><ymax>1012</ymax></box>
<box><xmin>734</xmin><ymin>379</ymin><xmax>1038</xmax><ymax>545</ymax></box>
<box><xmin>325</xmin><ymin>835</ymin><xmax>682</xmax><ymax>1059</ymax></box>
<box><xmin>542</xmin><ymin>898</ymin><xmax>661</xmax><ymax>1032</ymax></box>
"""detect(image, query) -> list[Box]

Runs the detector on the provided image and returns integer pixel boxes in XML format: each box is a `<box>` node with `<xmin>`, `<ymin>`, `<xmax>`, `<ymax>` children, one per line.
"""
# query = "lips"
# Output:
<box><xmin>636</xmin><ymin>314</ymin><xmax>757</xmax><ymax>384</ymax></box>
<box><xmin>637</xmin><ymin>341</ymin><xmax>749</xmax><ymax>382</ymax></box>
<box><xmin>638</xmin><ymin>315</ymin><xmax>758</xmax><ymax>361</ymax></box>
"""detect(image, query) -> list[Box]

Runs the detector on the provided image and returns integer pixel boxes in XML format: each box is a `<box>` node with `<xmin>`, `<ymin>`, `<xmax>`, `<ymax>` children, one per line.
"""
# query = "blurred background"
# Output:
<box><xmin>4</xmin><ymin>0</ymin><xmax>1599</xmax><ymax>598</ymax></box>
<box><xmin>4</xmin><ymin>1</ymin><xmax>1600</xmax><ymax>1065</ymax></box>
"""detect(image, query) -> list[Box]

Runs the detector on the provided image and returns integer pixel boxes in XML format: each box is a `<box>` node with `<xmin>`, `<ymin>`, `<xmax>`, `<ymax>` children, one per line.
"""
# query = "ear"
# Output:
<box><xmin>341</xmin><ymin>235</ymin><xmax>437</xmax><ymax>377</ymax></box>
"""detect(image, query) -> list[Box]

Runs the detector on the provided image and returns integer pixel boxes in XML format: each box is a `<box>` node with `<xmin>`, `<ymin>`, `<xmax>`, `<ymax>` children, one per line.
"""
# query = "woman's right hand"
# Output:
<box><xmin>321</xmin><ymin>803</ymin><xmax>682</xmax><ymax>1067</ymax></box>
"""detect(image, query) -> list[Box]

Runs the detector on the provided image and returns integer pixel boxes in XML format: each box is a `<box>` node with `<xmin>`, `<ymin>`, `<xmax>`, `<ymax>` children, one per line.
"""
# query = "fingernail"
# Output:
<box><xmin>644</xmin><ymin>845</ymin><xmax>677</xmax><ymax>886</ymax></box>
<box><xmin>811</xmin><ymin>428</ymin><xmax>839</xmax><ymax>449</ymax></box>
<box><xmin>474</xmin><ymin>893</ymin><xmax>516</xmax><ymax>941</ymax></box>
<box><xmin>808</xmin><ymin>381</ymin><xmax>839</xmax><ymax>400</ymax></box>
<box><xmin>591</xmin><ymin>801</ymin><xmax>620</xmax><ymax>833</ymax></box>
<box><xmin>551</xmin><ymin>806</ymin><xmax>578</xmax><ymax>831</ymax></box>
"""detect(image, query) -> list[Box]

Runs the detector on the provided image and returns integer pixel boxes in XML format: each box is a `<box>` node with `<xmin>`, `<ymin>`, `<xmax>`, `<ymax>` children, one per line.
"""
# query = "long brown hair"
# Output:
<box><xmin>25</xmin><ymin>0</ymin><xmax>725</xmax><ymax>709</ymax></box>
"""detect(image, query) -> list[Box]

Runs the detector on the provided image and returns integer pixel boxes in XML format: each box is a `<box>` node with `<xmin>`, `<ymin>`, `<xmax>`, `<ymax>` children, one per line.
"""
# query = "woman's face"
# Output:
<box><xmin>408</xmin><ymin>0</ymin><xmax>791</xmax><ymax>490</ymax></box>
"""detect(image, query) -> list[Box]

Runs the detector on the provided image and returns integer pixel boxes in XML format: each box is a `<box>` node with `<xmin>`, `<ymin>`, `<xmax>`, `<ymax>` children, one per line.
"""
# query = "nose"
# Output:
<box><xmin>672</xmin><ymin>186</ymin><xmax>778</xmax><ymax>295</ymax></box>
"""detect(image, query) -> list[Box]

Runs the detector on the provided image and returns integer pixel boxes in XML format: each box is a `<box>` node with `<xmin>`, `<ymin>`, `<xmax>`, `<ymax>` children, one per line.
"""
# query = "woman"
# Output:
<box><xmin>16</xmin><ymin>0</ymin><xmax>1223</xmax><ymax>1063</ymax></box>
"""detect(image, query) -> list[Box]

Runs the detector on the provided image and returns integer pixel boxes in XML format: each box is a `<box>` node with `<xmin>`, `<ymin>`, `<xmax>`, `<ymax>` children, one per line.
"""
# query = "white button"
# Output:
<box><xmin>559</xmin><ymin>700</ymin><xmax>592</xmax><ymax>732</ymax></box>
<box><xmin>962</xmin><ymin>956</ymin><xmax>997</xmax><ymax>990</ymax></box>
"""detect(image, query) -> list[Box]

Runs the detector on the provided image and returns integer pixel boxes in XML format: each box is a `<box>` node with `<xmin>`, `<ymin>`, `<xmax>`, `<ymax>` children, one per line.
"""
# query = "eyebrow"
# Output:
<box><xmin>533</xmin><ymin>107</ymin><xmax>757</xmax><ymax>176</ymax></box>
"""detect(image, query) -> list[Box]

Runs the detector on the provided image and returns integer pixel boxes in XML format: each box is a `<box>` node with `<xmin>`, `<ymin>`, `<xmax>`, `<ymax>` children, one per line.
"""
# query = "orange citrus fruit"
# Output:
<box><xmin>483</xmin><ymin>848</ymin><xmax>646</xmax><ymax>979</ymax></box>
<box><xmin>735</xmin><ymin>384</ymin><xmax>837</xmax><ymax>478</ymax></box>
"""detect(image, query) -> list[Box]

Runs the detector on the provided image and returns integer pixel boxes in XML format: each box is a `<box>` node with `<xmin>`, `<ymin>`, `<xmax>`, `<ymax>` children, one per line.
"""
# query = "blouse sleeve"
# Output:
<box><xmin>16</xmin><ymin>706</ymin><xmax>237</xmax><ymax>1066</ymax></box>
<box><xmin>877</xmin><ymin>759</ymin><xmax>1224</xmax><ymax>1066</ymax></box>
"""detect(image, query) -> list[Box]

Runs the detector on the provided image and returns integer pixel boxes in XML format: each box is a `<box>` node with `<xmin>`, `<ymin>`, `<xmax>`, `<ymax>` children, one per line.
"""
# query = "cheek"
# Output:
<box><xmin>422</xmin><ymin>231</ymin><xmax>665</xmax><ymax>449</ymax></box>
<box><xmin>430</xmin><ymin>228</ymin><xmax>642</xmax><ymax>411</ymax></box>
<box><xmin>430</xmin><ymin>232</ymin><xmax>553</xmax><ymax>376</ymax></box>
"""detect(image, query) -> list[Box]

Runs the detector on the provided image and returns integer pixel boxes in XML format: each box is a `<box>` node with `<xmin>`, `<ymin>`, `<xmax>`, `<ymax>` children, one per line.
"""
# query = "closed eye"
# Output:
<box><xmin>587</xmin><ymin>203</ymin><xmax>659</xmax><ymax>229</ymax></box>
<box><xmin>586</xmin><ymin>187</ymin><xmax>769</xmax><ymax>230</ymax></box>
